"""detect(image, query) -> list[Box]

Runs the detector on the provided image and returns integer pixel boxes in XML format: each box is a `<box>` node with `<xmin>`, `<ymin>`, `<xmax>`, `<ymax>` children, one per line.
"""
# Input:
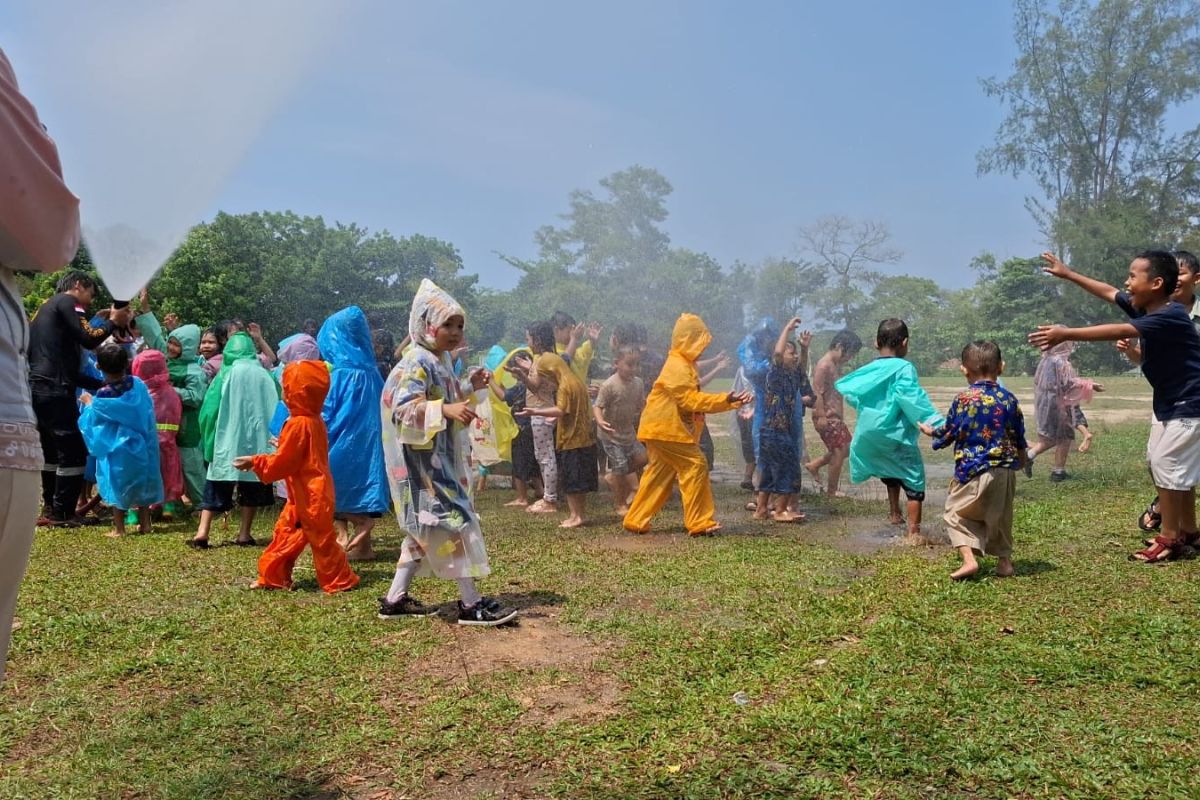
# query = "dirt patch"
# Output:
<box><xmin>585</xmin><ymin>531</ymin><xmax>691</xmax><ymax>554</ymax></box>
<box><xmin>516</xmin><ymin>679</ymin><xmax>623</xmax><ymax>726</ymax></box>
<box><xmin>419</xmin><ymin>766</ymin><xmax>550</xmax><ymax>800</ymax></box>
<box><xmin>797</xmin><ymin>509</ymin><xmax>948</xmax><ymax>558</ymax></box>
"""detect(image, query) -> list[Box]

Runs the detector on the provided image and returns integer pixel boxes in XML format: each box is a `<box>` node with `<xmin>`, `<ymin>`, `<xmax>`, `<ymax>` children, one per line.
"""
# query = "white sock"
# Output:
<box><xmin>385</xmin><ymin>560</ymin><xmax>420</xmax><ymax>603</ymax></box>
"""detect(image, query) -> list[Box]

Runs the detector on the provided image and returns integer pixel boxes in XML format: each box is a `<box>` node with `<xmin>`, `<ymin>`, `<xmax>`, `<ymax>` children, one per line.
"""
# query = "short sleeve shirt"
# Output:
<box><xmin>1115</xmin><ymin>292</ymin><xmax>1200</xmax><ymax>420</ymax></box>
<box><xmin>595</xmin><ymin>374</ymin><xmax>645</xmax><ymax>446</ymax></box>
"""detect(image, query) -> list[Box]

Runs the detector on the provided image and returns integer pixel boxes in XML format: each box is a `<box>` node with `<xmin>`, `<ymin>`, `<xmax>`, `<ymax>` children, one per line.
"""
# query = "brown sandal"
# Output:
<box><xmin>1131</xmin><ymin>535</ymin><xmax>1188</xmax><ymax>563</ymax></box>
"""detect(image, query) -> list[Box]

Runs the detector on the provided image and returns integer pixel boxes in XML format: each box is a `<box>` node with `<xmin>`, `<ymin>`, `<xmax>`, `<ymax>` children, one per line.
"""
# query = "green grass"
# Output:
<box><xmin>3</xmin><ymin>378</ymin><xmax>1197</xmax><ymax>799</ymax></box>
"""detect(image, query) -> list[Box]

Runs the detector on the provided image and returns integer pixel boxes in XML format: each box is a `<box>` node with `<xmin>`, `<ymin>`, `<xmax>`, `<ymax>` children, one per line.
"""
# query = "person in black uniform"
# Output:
<box><xmin>28</xmin><ymin>271</ymin><xmax>129</xmax><ymax>525</ymax></box>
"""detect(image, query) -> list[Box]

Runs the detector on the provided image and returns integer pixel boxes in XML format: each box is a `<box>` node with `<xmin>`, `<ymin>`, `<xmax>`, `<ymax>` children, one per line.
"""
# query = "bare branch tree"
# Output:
<box><xmin>797</xmin><ymin>215</ymin><xmax>901</xmax><ymax>327</ymax></box>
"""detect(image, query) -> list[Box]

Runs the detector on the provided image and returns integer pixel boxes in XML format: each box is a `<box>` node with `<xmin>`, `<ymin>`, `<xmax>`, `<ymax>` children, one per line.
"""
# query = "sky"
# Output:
<box><xmin>3</xmin><ymin>1</ymin><xmax>1044</xmax><ymax>292</ymax></box>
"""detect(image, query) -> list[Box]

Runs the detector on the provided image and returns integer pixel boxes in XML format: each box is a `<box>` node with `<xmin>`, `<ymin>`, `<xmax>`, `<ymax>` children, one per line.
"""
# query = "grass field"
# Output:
<box><xmin>4</xmin><ymin>376</ymin><xmax>1197</xmax><ymax>799</ymax></box>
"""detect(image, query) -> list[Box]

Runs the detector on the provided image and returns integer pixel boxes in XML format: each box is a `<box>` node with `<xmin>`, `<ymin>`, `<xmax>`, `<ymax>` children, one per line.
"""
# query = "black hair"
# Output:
<box><xmin>550</xmin><ymin>311</ymin><xmax>576</xmax><ymax>330</ymax></box>
<box><xmin>203</xmin><ymin>324</ymin><xmax>228</xmax><ymax>350</ymax></box>
<box><xmin>302</xmin><ymin>317</ymin><xmax>318</xmax><ymax>329</ymax></box>
<box><xmin>614</xmin><ymin>344</ymin><xmax>641</xmax><ymax>363</ymax></box>
<box><xmin>830</xmin><ymin>329</ymin><xmax>862</xmax><ymax>355</ymax></box>
<box><xmin>527</xmin><ymin>321</ymin><xmax>557</xmax><ymax>353</ymax></box>
<box><xmin>612</xmin><ymin>323</ymin><xmax>639</xmax><ymax>348</ymax></box>
<box><xmin>876</xmin><ymin>318</ymin><xmax>909</xmax><ymax>350</ymax></box>
<box><xmin>96</xmin><ymin>344</ymin><xmax>128</xmax><ymax>375</ymax></box>
<box><xmin>630</xmin><ymin>323</ymin><xmax>649</xmax><ymax>346</ymax></box>
<box><xmin>1137</xmin><ymin>250</ymin><xmax>1179</xmax><ymax>296</ymax></box>
<box><xmin>372</xmin><ymin>329</ymin><xmax>394</xmax><ymax>355</ymax></box>
<box><xmin>961</xmin><ymin>340</ymin><xmax>1002</xmax><ymax>377</ymax></box>
<box><xmin>56</xmin><ymin>271</ymin><xmax>96</xmax><ymax>294</ymax></box>
<box><xmin>1173</xmin><ymin>250</ymin><xmax>1199</xmax><ymax>277</ymax></box>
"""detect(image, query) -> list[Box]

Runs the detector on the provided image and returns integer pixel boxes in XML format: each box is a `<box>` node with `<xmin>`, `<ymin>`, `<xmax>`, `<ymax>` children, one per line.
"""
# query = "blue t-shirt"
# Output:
<box><xmin>1115</xmin><ymin>292</ymin><xmax>1200</xmax><ymax>420</ymax></box>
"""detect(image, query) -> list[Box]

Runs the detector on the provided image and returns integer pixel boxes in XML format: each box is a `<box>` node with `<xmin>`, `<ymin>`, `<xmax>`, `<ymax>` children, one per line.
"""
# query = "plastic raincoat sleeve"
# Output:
<box><xmin>177</xmin><ymin>365</ymin><xmax>207</xmax><ymax>410</ymax></box>
<box><xmin>385</xmin><ymin>359</ymin><xmax>446</xmax><ymax>448</ymax></box>
<box><xmin>663</xmin><ymin>368</ymin><xmax>736</xmax><ymax>415</ymax></box>
<box><xmin>138</xmin><ymin>312</ymin><xmax>165</xmax><ymax>353</ymax></box>
<box><xmin>251</xmin><ymin>420</ymin><xmax>308</xmax><ymax>484</ymax></box>
<box><xmin>893</xmin><ymin>366</ymin><xmax>945</xmax><ymax>428</ymax></box>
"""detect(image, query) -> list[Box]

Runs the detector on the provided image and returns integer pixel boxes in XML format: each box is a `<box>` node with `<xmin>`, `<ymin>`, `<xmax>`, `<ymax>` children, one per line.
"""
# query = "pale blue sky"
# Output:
<box><xmin>4</xmin><ymin>1</ymin><xmax>1043</xmax><ymax>291</ymax></box>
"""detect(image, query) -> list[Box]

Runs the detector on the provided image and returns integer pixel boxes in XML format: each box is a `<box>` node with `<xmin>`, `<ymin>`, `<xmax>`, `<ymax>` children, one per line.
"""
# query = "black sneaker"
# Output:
<box><xmin>377</xmin><ymin>594</ymin><xmax>439</xmax><ymax>619</ymax></box>
<box><xmin>1048</xmin><ymin>471</ymin><xmax>1070</xmax><ymax>483</ymax></box>
<box><xmin>457</xmin><ymin>597</ymin><xmax>518</xmax><ymax>627</ymax></box>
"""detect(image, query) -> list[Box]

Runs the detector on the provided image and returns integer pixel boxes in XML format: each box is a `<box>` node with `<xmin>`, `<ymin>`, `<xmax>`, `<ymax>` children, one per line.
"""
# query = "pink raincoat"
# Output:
<box><xmin>132</xmin><ymin>350</ymin><xmax>184</xmax><ymax>502</ymax></box>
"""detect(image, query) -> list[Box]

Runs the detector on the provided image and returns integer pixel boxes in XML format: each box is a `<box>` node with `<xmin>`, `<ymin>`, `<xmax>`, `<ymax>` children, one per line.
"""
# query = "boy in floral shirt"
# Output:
<box><xmin>922</xmin><ymin>341</ymin><xmax>1028</xmax><ymax>580</ymax></box>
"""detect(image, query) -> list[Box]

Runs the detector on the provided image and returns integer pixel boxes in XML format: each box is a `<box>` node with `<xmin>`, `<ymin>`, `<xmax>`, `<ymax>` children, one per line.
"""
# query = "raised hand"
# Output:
<box><xmin>139</xmin><ymin>287</ymin><xmax>150</xmax><ymax>313</ymax></box>
<box><xmin>1040</xmin><ymin>252</ymin><xmax>1071</xmax><ymax>279</ymax></box>
<box><xmin>1027</xmin><ymin>325</ymin><xmax>1066</xmax><ymax>351</ymax></box>
<box><xmin>586</xmin><ymin>322</ymin><xmax>603</xmax><ymax>342</ymax></box>
<box><xmin>799</xmin><ymin>330</ymin><xmax>813</xmax><ymax>349</ymax></box>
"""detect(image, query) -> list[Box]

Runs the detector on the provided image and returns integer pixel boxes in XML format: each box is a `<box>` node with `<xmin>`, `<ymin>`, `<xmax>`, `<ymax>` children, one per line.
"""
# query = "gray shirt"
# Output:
<box><xmin>0</xmin><ymin>267</ymin><xmax>34</xmax><ymax>425</ymax></box>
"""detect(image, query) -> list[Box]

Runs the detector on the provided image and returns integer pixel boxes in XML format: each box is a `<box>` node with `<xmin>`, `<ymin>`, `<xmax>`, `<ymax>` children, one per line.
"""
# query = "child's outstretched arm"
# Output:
<box><xmin>775</xmin><ymin>317</ymin><xmax>801</xmax><ymax>360</ymax></box>
<box><xmin>234</xmin><ymin>425</ymin><xmax>307</xmax><ymax>484</ymax></box>
<box><xmin>1041</xmin><ymin>253</ymin><xmax>1120</xmax><ymax>304</ymax></box>
<box><xmin>894</xmin><ymin>366</ymin><xmax>945</xmax><ymax>430</ymax></box>
<box><xmin>1029</xmin><ymin>323</ymin><xmax>1138</xmax><ymax>349</ymax></box>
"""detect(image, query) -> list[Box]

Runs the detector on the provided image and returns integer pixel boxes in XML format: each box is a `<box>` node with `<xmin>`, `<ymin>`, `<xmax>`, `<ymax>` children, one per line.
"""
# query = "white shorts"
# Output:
<box><xmin>1146</xmin><ymin>416</ymin><xmax>1200</xmax><ymax>491</ymax></box>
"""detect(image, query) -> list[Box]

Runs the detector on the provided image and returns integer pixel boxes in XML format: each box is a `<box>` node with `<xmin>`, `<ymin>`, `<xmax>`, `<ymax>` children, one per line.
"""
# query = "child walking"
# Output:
<box><xmin>623</xmin><ymin>314</ymin><xmax>749</xmax><ymax>536</ymax></box>
<box><xmin>78</xmin><ymin>345</ymin><xmax>163</xmax><ymax>536</ymax></box>
<box><xmin>1032</xmin><ymin>250</ymin><xmax>1200</xmax><ymax>563</ymax></box>
<box><xmin>593</xmin><ymin>345</ymin><xmax>647</xmax><ymax>514</ymax></box>
<box><xmin>753</xmin><ymin>317</ymin><xmax>814</xmax><ymax>523</ymax></box>
<box><xmin>837</xmin><ymin>319</ymin><xmax>944</xmax><ymax>544</ymax></box>
<box><xmin>514</xmin><ymin>324</ymin><xmax>560</xmax><ymax>515</ymax></box>
<box><xmin>234</xmin><ymin>360</ymin><xmax>359</xmax><ymax>593</ymax></box>
<box><xmin>924</xmin><ymin>341</ymin><xmax>1029</xmax><ymax>579</ymax></box>
<box><xmin>377</xmin><ymin>279</ymin><xmax>517</xmax><ymax>626</ymax></box>
<box><xmin>805</xmin><ymin>330</ymin><xmax>863</xmax><ymax>496</ymax></box>
<box><xmin>1026</xmin><ymin>338</ymin><xmax>1102</xmax><ymax>482</ymax></box>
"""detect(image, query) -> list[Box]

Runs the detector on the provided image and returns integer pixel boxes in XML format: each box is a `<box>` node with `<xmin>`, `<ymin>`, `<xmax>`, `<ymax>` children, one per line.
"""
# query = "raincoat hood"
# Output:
<box><xmin>408</xmin><ymin>278</ymin><xmax>465</xmax><ymax>350</ymax></box>
<box><xmin>670</xmin><ymin>314</ymin><xmax>712</xmax><ymax>362</ymax></box>
<box><xmin>737</xmin><ymin>317</ymin><xmax>778</xmax><ymax>364</ymax></box>
<box><xmin>170</xmin><ymin>324</ymin><xmax>201</xmax><ymax>362</ymax></box>
<box><xmin>484</xmin><ymin>345</ymin><xmax>507</xmax><ymax>373</ymax></box>
<box><xmin>278</xmin><ymin>333</ymin><xmax>321</xmax><ymax>364</ymax></box>
<box><xmin>222</xmin><ymin>332</ymin><xmax>259</xmax><ymax>367</ymax></box>
<box><xmin>318</xmin><ymin>306</ymin><xmax>375</xmax><ymax>371</ymax></box>
<box><xmin>131</xmin><ymin>350</ymin><xmax>171</xmax><ymax>393</ymax></box>
<box><xmin>283</xmin><ymin>360</ymin><xmax>330</xmax><ymax>417</ymax></box>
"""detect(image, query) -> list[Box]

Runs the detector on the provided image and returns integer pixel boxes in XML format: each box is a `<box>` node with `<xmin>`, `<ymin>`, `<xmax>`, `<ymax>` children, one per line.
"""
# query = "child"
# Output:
<box><xmin>1032</xmin><ymin>250</ymin><xmax>1200</xmax><ymax>563</ymax></box>
<box><xmin>496</xmin><ymin>347</ymin><xmax>542</xmax><ymax>507</ymax></box>
<box><xmin>318</xmin><ymin>306</ymin><xmax>391</xmax><ymax>561</ymax></box>
<box><xmin>753</xmin><ymin>317</ymin><xmax>814</xmax><ymax>523</ymax></box>
<box><xmin>805</xmin><ymin>330</ymin><xmax>863</xmax><ymax>496</ymax></box>
<box><xmin>234</xmin><ymin>360</ymin><xmax>359</xmax><ymax>593</ymax></box>
<box><xmin>837</xmin><ymin>319</ymin><xmax>944</xmax><ymax>544</ymax></box>
<box><xmin>78</xmin><ymin>345</ymin><xmax>163</xmax><ymax>536</ymax></box>
<box><xmin>623</xmin><ymin>314</ymin><xmax>749</xmax><ymax>536</ymax></box>
<box><xmin>130</xmin><ymin>350</ymin><xmax>183</xmax><ymax>517</ymax></box>
<box><xmin>730</xmin><ymin>366</ymin><xmax>757</xmax><ymax>491</ymax></box>
<box><xmin>1026</xmin><ymin>339</ymin><xmax>1103</xmax><ymax>481</ymax></box>
<box><xmin>377</xmin><ymin>279</ymin><xmax>517</xmax><ymax>626</ymax></box>
<box><xmin>593</xmin><ymin>345</ymin><xmax>647</xmax><ymax>515</ymax></box>
<box><xmin>191</xmin><ymin>332</ymin><xmax>279</xmax><ymax>548</ymax></box>
<box><xmin>513</xmin><ymin>320</ymin><xmax>598</xmax><ymax>528</ymax></box>
<box><xmin>513</xmin><ymin>323</ymin><xmax>560</xmax><ymax>514</ymax></box>
<box><xmin>924</xmin><ymin>341</ymin><xmax>1028</xmax><ymax>579</ymax></box>
<box><xmin>551</xmin><ymin>311</ymin><xmax>600</xmax><ymax>384</ymax></box>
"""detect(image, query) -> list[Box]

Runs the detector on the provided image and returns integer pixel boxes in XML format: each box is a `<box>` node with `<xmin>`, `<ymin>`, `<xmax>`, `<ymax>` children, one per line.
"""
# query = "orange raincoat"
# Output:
<box><xmin>624</xmin><ymin>314</ymin><xmax>739</xmax><ymax>535</ymax></box>
<box><xmin>252</xmin><ymin>360</ymin><xmax>359</xmax><ymax>593</ymax></box>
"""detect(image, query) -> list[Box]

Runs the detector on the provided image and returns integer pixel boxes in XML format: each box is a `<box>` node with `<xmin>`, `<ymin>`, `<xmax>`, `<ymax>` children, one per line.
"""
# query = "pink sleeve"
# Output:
<box><xmin>0</xmin><ymin>49</ymin><xmax>81</xmax><ymax>272</ymax></box>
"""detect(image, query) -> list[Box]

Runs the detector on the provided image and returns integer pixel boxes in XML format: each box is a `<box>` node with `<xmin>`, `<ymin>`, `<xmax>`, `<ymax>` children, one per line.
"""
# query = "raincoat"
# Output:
<box><xmin>381</xmin><ymin>279</ymin><xmax>490</xmax><ymax>579</ymax></box>
<box><xmin>131</xmin><ymin>350</ymin><xmax>183</xmax><ymax>503</ymax></box>
<box><xmin>79</xmin><ymin>377</ymin><xmax>163</xmax><ymax>510</ymax></box>
<box><xmin>737</xmin><ymin>317</ymin><xmax>778</xmax><ymax>460</ymax></box>
<box><xmin>625</xmin><ymin>314</ymin><xmax>738</xmax><ymax>535</ymax></box>
<box><xmin>251</xmin><ymin>360</ymin><xmax>359</xmax><ymax>593</ymax></box>
<box><xmin>1033</xmin><ymin>341</ymin><xmax>1095</xmax><ymax>443</ymax></box>
<box><xmin>269</xmin><ymin>333</ymin><xmax>322</xmax><ymax>437</ymax></box>
<box><xmin>317</xmin><ymin>307</ymin><xmax>389</xmax><ymax>515</ymax></box>
<box><xmin>480</xmin><ymin>345</ymin><xmax>520</xmax><ymax>463</ymax></box>
<box><xmin>164</xmin><ymin>324</ymin><xmax>209</xmax><ymax>505</ymax></box>
<box><xmin>836</xmin><ymin>357</ymin><xmax>944</xmax><ymax>493</ymax></box>
<box><xmin>199</xmin><ymin>332</ymin><xmax>278</xmax><ymax>483</ymax></box>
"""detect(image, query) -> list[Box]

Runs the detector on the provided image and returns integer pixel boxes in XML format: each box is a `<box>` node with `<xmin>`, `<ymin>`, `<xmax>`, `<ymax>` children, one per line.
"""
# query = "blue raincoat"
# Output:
<box><xmin>318</xmin><ymin>307</ymin><xmax>390</xmax><ymax>515</ymax></box>
<box><xmin>835</xmin><ymin>357</ymin><xmax>945</xmax><ymax>493</ymax></box>
<box><xmin>737</xmin><ymin>317</ymin><xmax>778</xmax><ymax>460</ymax></box>
<box><xmin>78</xmin><ymin>350</ymin><xmax>103</xmax><ymax>483</ymax></box>
<box><xmin>79</xmin><ymin>377</ymin><xmax>164</xmax><ymax>509</ymax></box>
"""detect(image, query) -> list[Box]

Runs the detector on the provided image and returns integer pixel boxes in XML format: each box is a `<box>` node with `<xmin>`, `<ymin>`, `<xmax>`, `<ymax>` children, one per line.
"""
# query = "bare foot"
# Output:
<box><xmin>346</xmin><ymin>547</ymin><xmax>377</xmax><ymax>562</ymax></box>
<box><xmin>504</xmin><ymin>498</ymin><xmax>530</xmax><ymax>507</ymax></box>
<box><xmin>771</xmin><ymin>511</ymin><xmax>805</xmax><ymax>523</ymax></box>
<box><xmin>691</xmin><ymin>524</ymin><xmax>721</xmax><ymax>537</ymax></box>
<box><xmin>995</xmin><ymin>558</ymin><xmax>1015</xmax><ymax>577</ymax></box>
<box><xmin>902</xmin><ymin>532</ymin><xmax>927</xmax><ymax>547</ymax></box>
<box><xmin>1077</xmin><ymin>435</ymin><xmax>1092</xmax><ymax>453</ymax></box>
<box><xmin>614</xmin><ymin>505</ymin><xmax>630</xmax><ymax>516</ymax></box>
<box><xmin>829</xmin><ymin>490</ymin><xmax>850</xmax><ymax>499</ymax></box>
<box><xmin>105</xmin><ymin>529</ymin><xmax>124</xmax><ymax>538</ymax></box>
<box><xmin>804</xmin><ymin>462</ymin><xmax>823</xmax><ymax>484</ymax></box>
<box><xmin>950</xmin><ymin>562</ymin><xmax>979</xmax><ymax>580</ymax></box>
<box><xmin>559</xmin><ymin>516</ymin><xmax>584</xmax><ymax>529</ymax></box>
<box><xmin>888</xmin><ymin>514</ymin><xmax>905</xmax><ymax>526</ymax></box>
<box><xmin>527</xmin><ymin>501</ymin><xmax>558</xmax><ymax>514</ymax></box>
<box><xmin>752</xmin><ymin>510</ymin><xmax>769</xmax><ymax>520</ymax></box>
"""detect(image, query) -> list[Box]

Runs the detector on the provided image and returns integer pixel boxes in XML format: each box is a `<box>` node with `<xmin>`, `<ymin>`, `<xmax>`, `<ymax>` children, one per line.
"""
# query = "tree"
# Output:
<box><xmin>861</xmin><ymin>275</ymin><xmax>963</xmax><ymax>375</ymax></box>
<box><xmin>747</xmin><ymin>257</ymin><xmax>827</xmax><ymax>326</ymax></box>
<box><xmin>979</xmin><ymin>0</ymin><xmax>1200</xmax><ymax>268</ymax></box>
<box><xmin>797</xmin><ymin>215</ymin><xmax>901</xmax><ymax>328</ymax></box>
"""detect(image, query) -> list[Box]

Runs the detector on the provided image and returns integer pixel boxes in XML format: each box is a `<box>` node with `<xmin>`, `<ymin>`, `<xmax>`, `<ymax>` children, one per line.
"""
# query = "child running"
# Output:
<box><xmin>593</xmin><ymin>345</ymin><xmax>647</xmax><ymax>514</ymax></box>
<box><xmin>923</xmin><ymin>341</ymin><xmax>1029</xmax><ymax>580</ymax></box>
<box><xmin>623</xmin><ymin>313</ymin><xmax>749</xmax><ymax>536</ymax></box>
<box><xmin>377</xmin><ymin>279</ymin><xmax>517</xmax><ymax>626</ymax></box>
<box><xmin>805</xmin><ymin>330</ymin><xmax>863</xmax><ymax>496</ymax></box>
<box><xmin>837</xmin><ymin>319</ymin><xmax>944</xmax><ymax>544</ymax></box>
<box><xmin>234</xmin><ymin>360</ymin><xmax>359</xmax><ymax>593</ymax></box>
<box><xmin>78</xmin><ymin>345</ymin><xmax>163</xmax><ymax>536</ymax></box>
<box><xmin>1026</xmin><ymin>338</ymin><xmax>1102</xmax><ymax>481</ymax></box>
<box><xmin>1031</xmin><ymin>250</ymin><xmax>1200</xmax><ymax>563</ymax></box>
<box><xmin>753</xmin><ymin>317</ymin><xmax>813</xmax><ymax>522</ymax></box>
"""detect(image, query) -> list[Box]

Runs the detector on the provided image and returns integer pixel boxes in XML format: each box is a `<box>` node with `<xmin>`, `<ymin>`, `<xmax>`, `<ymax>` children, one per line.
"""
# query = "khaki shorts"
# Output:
<box><xmin>943</xmin><ymin>468</ymin><xmax>1016</xmax><ymax>558</ymax></box>
<box><xmin>1146</xmin><ymin>416</ymin><xmax>1200</xmax><ymax>491</ymax></box>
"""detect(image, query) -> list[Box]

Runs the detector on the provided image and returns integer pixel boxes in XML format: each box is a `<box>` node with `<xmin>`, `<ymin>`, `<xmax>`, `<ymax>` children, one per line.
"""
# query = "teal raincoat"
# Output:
<box><xmin>199</xmin><ymin>332</ymin><xmax>279</xmax><ymax>482</ymax></box>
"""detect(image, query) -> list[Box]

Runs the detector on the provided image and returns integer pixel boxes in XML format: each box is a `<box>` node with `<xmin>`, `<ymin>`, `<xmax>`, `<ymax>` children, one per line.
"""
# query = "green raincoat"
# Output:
<box><xmin>199</xmin><ymin>332</ymin><xmax>279</xmax><ymax>482</ymax></box>
<box><xmin>835</xmin><ymin>357</ymin><xmax>944</xmax><ymax>493</ymax></box>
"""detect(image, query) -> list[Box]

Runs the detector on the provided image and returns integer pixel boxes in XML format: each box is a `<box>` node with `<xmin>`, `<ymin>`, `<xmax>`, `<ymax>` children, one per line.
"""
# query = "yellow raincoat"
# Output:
<box><xmin>624</xmin><ymin>314</ymin><xmax>738</xmax><ymax>535</ymax></box>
